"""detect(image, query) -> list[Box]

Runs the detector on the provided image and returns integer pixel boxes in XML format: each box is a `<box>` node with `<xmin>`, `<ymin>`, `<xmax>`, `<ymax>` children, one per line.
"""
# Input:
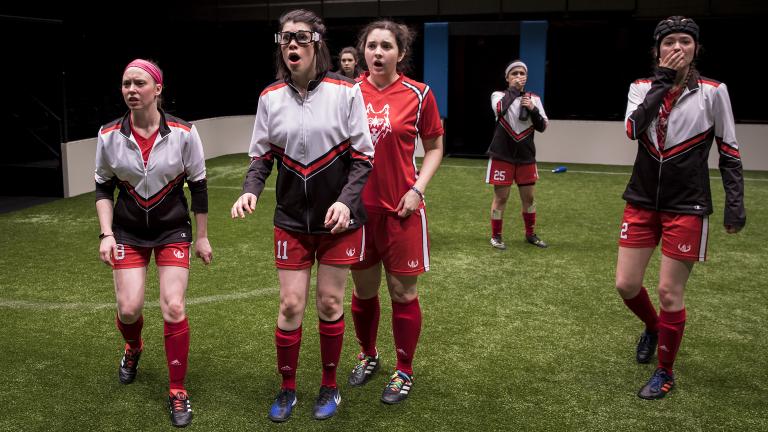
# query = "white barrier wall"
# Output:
<box><xmin>61</xmin><ymin>117</ymin><xmax>767</xmax><ymax>198</ymax></box>
<box><xmin>61</xmin><ymin>115</ymin><xmax>256</xmax><ymax>197</ymax></box>
<box><xmin>536</xmin><ymin>120</ymin><xmax>768</xmax><ymax>170</ymax></box>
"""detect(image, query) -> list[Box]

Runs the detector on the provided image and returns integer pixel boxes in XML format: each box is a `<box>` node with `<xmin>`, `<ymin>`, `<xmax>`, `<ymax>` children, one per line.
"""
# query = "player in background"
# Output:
<box><xmin>347</xmin><ymin>19</ymin><xmax>444</xmax><ymax>405</ymax></box>
<box><xmin>95</xmin><ymin>58</ymin><xmax>213</xmax><ymax>428</ymax></box>
<box><xmin>336</xmin><ymin>46</ymin><xmax>362</xmax><ymax>80</ymax></box>
<box><xmin>230</xmin><ymin>9</ymin><xmax>374</xmax><ymax>422</ymax></box>
<box><xmin>486</xmin><ymin>60</ymin><xmax>549</xmax><ymax>250</ymax></box>
<box><xmin>616</xmin><ymin>16</ymin><xmax>745</xmax><ymax>399</ymax></box>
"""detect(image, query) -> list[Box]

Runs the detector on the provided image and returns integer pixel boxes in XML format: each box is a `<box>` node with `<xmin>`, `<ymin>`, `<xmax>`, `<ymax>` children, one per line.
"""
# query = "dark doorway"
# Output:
<box><xmin>447</xmin><ymin>33</ymin><xmax>520</xmax><ymax>157</ymax></box>
<box><xmin>0</xmin><ymin>16</ymin><xmax>65</xmax><ymax>197</ymax></box>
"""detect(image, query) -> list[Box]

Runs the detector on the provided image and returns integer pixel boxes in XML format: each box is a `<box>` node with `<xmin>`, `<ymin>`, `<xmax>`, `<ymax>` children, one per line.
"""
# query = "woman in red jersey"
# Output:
<box><xmin>346</xmin><ymin>20</ymin><xmax>444</xmax><ymax>405</ymax></box>
<box><xmin>230</xmin><ymin>9</ymin><xmax>374</xmax><ymax>422</ymax></box>
<box><xmin>486</xmin><ymin>60</ymin><xmax>549</xmax><ymax>250</ymax></box>
<box><xmin>616</xmin><ymin>16</ymin><xmax>745</xmax><ymax>400</ymax></box>
<box><xmin>95</xmin><ymin>58</ymin><xmax>213</xmax><ymax>427</ymax></box>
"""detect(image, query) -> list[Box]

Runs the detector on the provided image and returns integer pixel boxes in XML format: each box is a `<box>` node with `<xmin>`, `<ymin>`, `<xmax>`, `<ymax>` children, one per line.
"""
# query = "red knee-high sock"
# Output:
<box><xmin>116</xmin><ymin>315</ymin><xmax>144</xmax><ymax>351</ymax></box>
<box><xmin>622</xmin><ymin>287</ymin><xmax>659</xmax><ymax>333</ymax></box>
<box><xmin>491</xmin><ymin>218</ymin><xmax>503</xmax><ymax>238</ymax></box>
<box><xmin>319</xmin><ymin>316</ymin><xmax>345</xmax><ymax>388</ymax></box>
<box><xmin>164</xmin><ymin>317</ymin><xmax>190</xmax><ymax>392</ymax></box>
<box><xmin>351</xmin><ymin>294</ymin><xmax>380</xmax><ymax>357</ymax></box>
<box><xmin>275</xmin><ymin>326</ymin><xmax>302</xmax><ymax>390</ymax></box>
<box><xmin>522</xmin><ymin>212</ymin><xmax>536</xmax><ymax>237</ymax></box>
<box><xmin>657</xmin><ymin>308</ymin><xmax>686</xmax><ymax>374</ymax></box>
<box><xmin>392</xmin><ymin>297</ymin><xmax>422</xmax><ymax>376</ymax></box>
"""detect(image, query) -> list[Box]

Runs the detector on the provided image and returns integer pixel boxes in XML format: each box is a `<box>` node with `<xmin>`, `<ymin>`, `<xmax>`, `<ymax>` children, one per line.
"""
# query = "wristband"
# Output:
<box><xmin>410</xmin><ymin>186</ymin><xmax>424</xmax><ymax>201</ymax></box>
<box><xmin>99</xmin><ymin>233</ymin><xmax>114</xmax><ymax>240</ymax></box>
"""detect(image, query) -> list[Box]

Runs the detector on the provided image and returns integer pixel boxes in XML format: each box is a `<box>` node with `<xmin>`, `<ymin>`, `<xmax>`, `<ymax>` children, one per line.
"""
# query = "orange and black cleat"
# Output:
<box><xmin>638</xmin><ymin>367</ymin><xmax>675</xmax><ymax>400</ymax></box>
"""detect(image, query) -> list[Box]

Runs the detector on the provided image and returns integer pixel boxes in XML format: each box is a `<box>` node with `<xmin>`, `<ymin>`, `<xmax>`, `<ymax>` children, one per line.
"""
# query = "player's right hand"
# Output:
<box><xmin>99</xmin><ymin>236</ymin><xmax>117</xmax><ymax>266</ymax></box>
<box><xmin>659</xmin><ymin>49</ymin><xmax>686</xmax><ymax>71</ymax></box>
<box><xmin>231</xmin><ymin>193</ymin><xmax>258</xmax><ymax>219</ymax></box>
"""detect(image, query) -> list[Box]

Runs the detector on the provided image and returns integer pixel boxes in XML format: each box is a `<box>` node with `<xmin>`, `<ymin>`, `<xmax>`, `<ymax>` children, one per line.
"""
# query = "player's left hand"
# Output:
<box><xmin>724</xmin><ymin>224</ymin><xmax>742</xmax><ymax>234</ymax></box>
<box><xmin>325</xmin><ymin>202</ymin><xmax>351</xmax><ymax>234</ymax></box>
<box><xmin>195</xmin><ymin>237</ymin><xmax>213</xmax><ymax>264</ymax></box>
<box><xmin>396</xmin><ymin>189</ymin><xmax>422</xmax><ymax>218</ymax></box>
<box><xmin>520</xmin><ymin>94</ymin><xmax>534</xmax><ymax>110</ymax></box>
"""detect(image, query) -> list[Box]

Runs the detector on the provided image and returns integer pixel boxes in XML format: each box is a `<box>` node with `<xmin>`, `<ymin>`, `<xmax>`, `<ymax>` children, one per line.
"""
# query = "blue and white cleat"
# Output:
<box><xmin>268</xmin><ymin>388</ymin><xmax>297</xmax><ymax>422</ymax></box>
<box><xmin>313</xmin><ymin>386</ymin><xmax>341</xmax><ymax>420</ymax></box>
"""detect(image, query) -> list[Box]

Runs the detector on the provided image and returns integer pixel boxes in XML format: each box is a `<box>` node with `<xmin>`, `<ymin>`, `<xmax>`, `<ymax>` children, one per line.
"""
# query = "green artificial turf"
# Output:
<box><xmin>1</xmin><ymin>155</ymin><xmax>766</xmax><ymax>431</ymax></box>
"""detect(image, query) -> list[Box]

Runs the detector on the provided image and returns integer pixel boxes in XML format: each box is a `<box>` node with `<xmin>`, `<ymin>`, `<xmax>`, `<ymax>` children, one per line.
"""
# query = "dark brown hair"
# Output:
<box><xmin>274</xmin><ymin>9</ymin><xmax>332</xmax><ymax>81</ymax></box>
<box><xmin>337</xmin><ymin>46</ymin><xmax>362</xmax><ymax>78</ymax></box>
<box><xmin>357</xmin><ymin>20</ymin><xmax>416</xmax><ymax>74</ymax></box>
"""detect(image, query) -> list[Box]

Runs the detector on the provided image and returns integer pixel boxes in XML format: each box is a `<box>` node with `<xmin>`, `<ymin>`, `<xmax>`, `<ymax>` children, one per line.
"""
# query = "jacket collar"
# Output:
<box><xmin>119</xmin><ymin>109</ymin><xmax>171</xmax><ymax>139</ymax></box>
<box><xmin>285</xmin><ymin>71</ymin><xmax>328</xmax><ymax>94</ymax></box>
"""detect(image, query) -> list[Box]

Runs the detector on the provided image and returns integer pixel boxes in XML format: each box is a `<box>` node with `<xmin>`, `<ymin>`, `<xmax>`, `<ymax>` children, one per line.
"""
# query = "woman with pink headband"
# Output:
<box><xmin>94</xmin><ymin>58</ymin><xmax>213</xmax><ymax>427</ymax></box>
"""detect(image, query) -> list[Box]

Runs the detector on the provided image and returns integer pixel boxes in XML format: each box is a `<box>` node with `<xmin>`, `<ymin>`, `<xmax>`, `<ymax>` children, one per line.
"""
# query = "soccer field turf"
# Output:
<box><xmin>1</xmin><ymin>155</ymin><xmax>766</xmax><ymax>431</ymax></box>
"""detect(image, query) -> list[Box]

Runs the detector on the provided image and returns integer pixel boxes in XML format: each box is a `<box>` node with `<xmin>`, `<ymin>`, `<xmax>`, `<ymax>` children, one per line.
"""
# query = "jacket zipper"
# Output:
<box><xmin>289</xmin><ymin>80</ymin><xmax>315</xmax><ymax>233</ymax></box>
<box><xmin>655</xmin><ymin>153</ymin><xmax>663</xmax><ymax>210</ymax></box>
<box><xmin>302</xmin><ymin>89</ymin><xmax>311</xmax><ymax>232</ymax></box>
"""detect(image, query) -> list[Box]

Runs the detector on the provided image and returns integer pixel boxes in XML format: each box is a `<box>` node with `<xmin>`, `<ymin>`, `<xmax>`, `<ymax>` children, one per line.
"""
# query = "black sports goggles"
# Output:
<box><xmin>275</xmin><ymin>31</ymin><xmax>320</xmax><ymax>45</ymax></box>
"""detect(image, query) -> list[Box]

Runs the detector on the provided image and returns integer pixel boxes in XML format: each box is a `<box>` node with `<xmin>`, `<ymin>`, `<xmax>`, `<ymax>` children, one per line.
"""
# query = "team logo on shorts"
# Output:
<box><xmin>407</xmin><ymin>259</ymin><xmax>419</xmax><ymax>269</ymax></box>
<box><xmin>366</xmin><ymin>103</ymin><xmax>391</xmax><ymax>147</ymax></box>
<box><xmin>346</xmin><ymin>248</ymin><xmax>356</xmax><ymax>257</ymax></box>
<box><xmin>677</xmin><ymin>243</ymin><xmax>692</xmax><ymax>253</ymax></box>
<box><xmin>173</xmin><ymin>250</ymin><xmax>185</xmax><ymax>259</ymax></box>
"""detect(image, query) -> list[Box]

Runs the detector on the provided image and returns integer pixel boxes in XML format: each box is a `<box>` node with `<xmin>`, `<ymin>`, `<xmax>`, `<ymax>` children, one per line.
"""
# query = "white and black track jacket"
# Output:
<box><xmin>487</xmin><ymin>87</ymin><xmax>548</xmax><ymax>164</ymax></box>
<box><xmin>624</xmin><ymin>67</ymin><xmax>746</xmax><ymax>228</ymax></box>
<box><xmin>243</xmin><ymin>72</ymin><xmax>374</xmax><ymax>234</ymax></box>
<box><xmin>95</xmin><ymin>111</ymin><xmax>208</xmax><ymax>247</ymax></box>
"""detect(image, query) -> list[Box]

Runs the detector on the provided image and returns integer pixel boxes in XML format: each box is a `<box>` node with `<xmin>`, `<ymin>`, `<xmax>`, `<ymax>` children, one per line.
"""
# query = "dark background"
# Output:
<box><xmin>2</xmin><ymin>0</ymin><xmax>766</xmax><ymax>196</ymax></box>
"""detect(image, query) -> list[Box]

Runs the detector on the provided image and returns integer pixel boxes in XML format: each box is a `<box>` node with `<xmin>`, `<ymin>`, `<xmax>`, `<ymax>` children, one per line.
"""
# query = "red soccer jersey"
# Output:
<box><xmin>130</xmin><ymin>124</ymin><xmax>159</xmax><ymax>167</ymax></box>
<box><xmin>359</xmin><ymin>73</ymin><xmax>444</xmax><ymax>213</ymax></box>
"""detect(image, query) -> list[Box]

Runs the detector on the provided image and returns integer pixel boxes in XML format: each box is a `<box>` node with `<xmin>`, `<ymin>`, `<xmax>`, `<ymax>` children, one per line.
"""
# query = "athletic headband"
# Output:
<box><xmin>124</xmin><ymin>59</ymin><xmax>163</xmax><ymax>85</ymax></box>
<box><xmin>505</xmin><ymin>61</ymin><xmax>527</xmax><ymax>77</ymax></box>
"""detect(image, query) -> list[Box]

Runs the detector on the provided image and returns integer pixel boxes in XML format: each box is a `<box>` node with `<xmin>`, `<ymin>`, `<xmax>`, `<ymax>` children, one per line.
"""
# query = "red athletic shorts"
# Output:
<box><xmin>112</xmin><ymin>242</ymin><xmax>191</xmax><ymax>269</ymax></box>
<box><xmin>618</xmin><ymin>203</ymin><xmax>709</xmax><ymax>262</ymax></box>
<box><xmin>351</xmin><ymin>209</ymin><xmax>430</xmax><ymax>276</ymax></box>
<box><xmin>485</xmin><ymin>158</ymin><xmax>538</xmax><ymax>186</ymax></box>
<box><xmin>274</xmin><ymin>226</ymin><xmax>364</xmax><ymax>270</ymax></box>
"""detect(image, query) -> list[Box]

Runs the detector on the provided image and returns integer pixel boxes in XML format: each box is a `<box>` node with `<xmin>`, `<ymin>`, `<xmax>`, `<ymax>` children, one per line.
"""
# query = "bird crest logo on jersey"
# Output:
<box><xmin>366</xmin><ymin>103</ymin><xmax>391</xmax><ymax>147</ymax></box>
<box><xmin>346</xmin><ymin>248</ymin><xmax>356</xmax><ymax>257</ymax></box>
<box><xmin>677</xmin><ymin>243</ymin><xmax>692</xmax><ymax>253</ymax></box>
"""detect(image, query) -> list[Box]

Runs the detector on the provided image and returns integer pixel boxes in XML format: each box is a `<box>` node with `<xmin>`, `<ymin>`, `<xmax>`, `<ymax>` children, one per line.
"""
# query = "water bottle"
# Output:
<box><xmin>518</xmin><ymin>89</ymin><xmax>529</xmax><ymax>121</ymax></box>
<box><xmin>552</xmin><ymin>166</ymin><xmax>567</xmax><ymax>173</ymax></box>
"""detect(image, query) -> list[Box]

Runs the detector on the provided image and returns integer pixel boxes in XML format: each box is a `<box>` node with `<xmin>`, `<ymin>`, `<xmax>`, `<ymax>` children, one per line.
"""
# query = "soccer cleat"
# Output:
<box><xmin>638</xmin><ymin>367</ymin><xmax>675</xmax><ymax>400</ymax></box>
<box><xmin>490</xmin><ymin>236</ymin><xmax>507</xmax><ymax>250</ymax></box>
<box><xmin>118</xmin><ymin>344</ymin><xmax>142</xmax><ymax>384</ymax></box>
<box><xmin>635</xmin><ymin>330</ymin><xmax>658</xmax><ymax>364</ymax></box>
<box><xmin>167</xmin><ymin>390</ymin><xmax>193</xmax><ymax>427</ymax></box>
<box><xmin>313</xmin><ymin>386</ymin><xmax>341</xmax><ymax>420</ymax></box>
<box><xmin>268</xmin><ymin>388</ymin><xmax>297</xmax><ymax>423</ymax></box>
<box><xmin>526</xmin><ymin>234</ymin><xmax>548</xmax><ymax>248</ymax></box>
<box><xmin>348</xmin><ymin>352</ymin><xmax>380</xmax><ymax>387</ymax></box>
<box><xmin>381</xmin><ymin>370</ymin><xmax>413</xmax><ymax>404</ymax></box>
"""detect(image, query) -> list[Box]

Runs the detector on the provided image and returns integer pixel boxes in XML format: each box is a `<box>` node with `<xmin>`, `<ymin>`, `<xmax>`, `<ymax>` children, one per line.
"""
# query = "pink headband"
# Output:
<box><xmin>124</xmin><ymin>59</ymin><xmax>163</xmax><ymax>85</ymax></box>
